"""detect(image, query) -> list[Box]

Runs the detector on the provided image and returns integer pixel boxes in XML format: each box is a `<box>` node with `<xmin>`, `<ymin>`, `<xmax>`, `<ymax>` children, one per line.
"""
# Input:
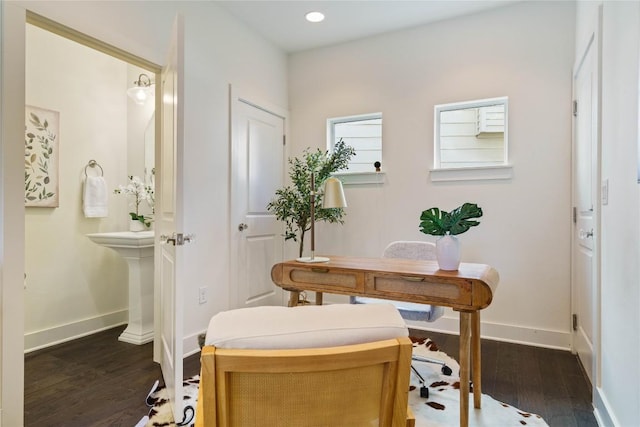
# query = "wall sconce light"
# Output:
<box><xmin>297</xmin><ymin>176</ymin><xmax>347</xmax><ymax>263</ymax></box>
<box><xmin>127</xmin><ymin>73</ymin><xmax>154</xmax><ymax>105</ymax></box>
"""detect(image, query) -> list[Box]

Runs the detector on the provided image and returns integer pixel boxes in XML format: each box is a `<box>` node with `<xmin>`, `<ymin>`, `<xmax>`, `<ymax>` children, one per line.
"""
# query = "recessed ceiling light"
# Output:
<box><xmin>305</xmin><ymin>11</ymin><xmax>325</xmax><ymax>23</ymax></box>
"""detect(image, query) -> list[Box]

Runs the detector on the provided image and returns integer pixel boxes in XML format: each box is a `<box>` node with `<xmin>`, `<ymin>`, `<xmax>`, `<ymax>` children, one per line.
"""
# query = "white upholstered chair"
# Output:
<box><xmin>196</xmin><ymin>303</ymin><xmax>415</xmax><ymax>427</ymax></box>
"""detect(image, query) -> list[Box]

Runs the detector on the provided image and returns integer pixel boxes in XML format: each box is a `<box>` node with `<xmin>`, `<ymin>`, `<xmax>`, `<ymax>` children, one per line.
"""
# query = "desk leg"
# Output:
<box><xmin>472</xmin><ymin>311</ymin><xmax>482</xmax><ymax>409</ymax></box>
<box><xmin>315</xmin><ymin>292</ymin><xmax>323</xmax><ymax>305</ymax></box>
<box><xmin>459</xmin><ymin>312</ymin><xmax>471</xmax><ymax>427</ymax></box>
<box><xmin>288</xmin><ymin>291</ymin><xmax>299</xmax><ymax>307</ymax></box>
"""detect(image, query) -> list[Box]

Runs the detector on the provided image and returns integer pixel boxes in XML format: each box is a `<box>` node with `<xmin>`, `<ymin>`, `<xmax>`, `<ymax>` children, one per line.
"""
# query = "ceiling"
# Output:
<box><xmin>215</xmin><ymin>0</ymin><xmax>520</xmax><ymax>53</ymax></box>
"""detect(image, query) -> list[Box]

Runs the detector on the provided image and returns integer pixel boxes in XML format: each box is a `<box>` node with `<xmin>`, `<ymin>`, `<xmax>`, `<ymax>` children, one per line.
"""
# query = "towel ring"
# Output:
<box><xmin>84</xmin><ymin>160</ymin><xmax>104</xmax><ymax>177</ymax></box>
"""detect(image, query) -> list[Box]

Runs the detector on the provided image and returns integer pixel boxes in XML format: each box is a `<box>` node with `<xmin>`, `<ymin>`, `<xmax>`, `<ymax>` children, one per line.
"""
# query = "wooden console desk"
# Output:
<box><xmin>270</xmin><ymin>256</ymin><xmax>499</xmax><ymax>427</ymax></box>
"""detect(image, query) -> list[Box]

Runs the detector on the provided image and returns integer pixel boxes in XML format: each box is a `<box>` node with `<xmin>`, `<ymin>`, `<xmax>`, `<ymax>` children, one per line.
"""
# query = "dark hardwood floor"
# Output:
<box><xmin>24</xmin><ymin>326</ymin><xmax>199</xmax><ymax>427</ymax></box>
<box><xmin>25</xmin><ymin>325</ymin><xmax>597</xmax><ymax>426</ymax></box>
<box><xmin>410</xmin><ymin>329</ymin><xmax>598</xmax><ymax>427</ymax></box>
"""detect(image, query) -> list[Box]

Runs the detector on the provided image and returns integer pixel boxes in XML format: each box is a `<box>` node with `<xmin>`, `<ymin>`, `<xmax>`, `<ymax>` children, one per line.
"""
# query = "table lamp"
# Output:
<box><xmin>296</xmin><ymin>176</ymin><xmax>347</xmax><ymax>263</ymax></box>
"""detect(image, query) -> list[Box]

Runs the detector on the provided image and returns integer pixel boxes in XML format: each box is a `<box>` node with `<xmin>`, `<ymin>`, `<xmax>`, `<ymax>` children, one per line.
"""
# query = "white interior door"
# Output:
<box><xmin>572</xmin><ymin>22</ymin><xmax>600</xmax><ymax>385</ymax></box>
<box><xmin>230</xmin><ymin>89</ymin><xmax>286</xmax><ymax>308</ymax></box>
<box><xmin>156</xmin><ymin>14</ymin><xmax>186</xmax><ymax>425</ymax></box>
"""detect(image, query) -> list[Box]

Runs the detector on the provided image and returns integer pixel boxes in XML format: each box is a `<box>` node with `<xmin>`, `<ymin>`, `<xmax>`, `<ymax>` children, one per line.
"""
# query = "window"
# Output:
<box><xmin>432</xmin><ymin>97</ymin><xmax>511</xmax><ymax>181</ymax></box>
<box><xmin>327</xmin><ymin>113</ymin><xmax>382</xmax><ymax>174</ymax></box>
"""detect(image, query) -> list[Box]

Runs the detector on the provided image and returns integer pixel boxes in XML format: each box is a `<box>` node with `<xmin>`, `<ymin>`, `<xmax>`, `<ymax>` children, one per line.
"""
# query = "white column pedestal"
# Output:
<box><xmin>87</xmin><ymin>231</ymin><xmax>154</xmax><ymax>345</ymax></box>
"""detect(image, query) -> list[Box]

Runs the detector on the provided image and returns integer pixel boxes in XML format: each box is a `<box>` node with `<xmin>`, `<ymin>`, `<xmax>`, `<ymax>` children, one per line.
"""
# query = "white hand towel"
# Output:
<box><xmin>83</xmin><ymin>176</ymin><xmax>108</xmax><ymax>218</ymax></box>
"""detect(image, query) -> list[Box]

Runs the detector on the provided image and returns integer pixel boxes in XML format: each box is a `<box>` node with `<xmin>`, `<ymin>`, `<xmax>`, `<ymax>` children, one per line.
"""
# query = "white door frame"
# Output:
<box><xmin>1</xmin><ymin>3</ymin><xmax>27</xmax><ymax>425</ymax></box>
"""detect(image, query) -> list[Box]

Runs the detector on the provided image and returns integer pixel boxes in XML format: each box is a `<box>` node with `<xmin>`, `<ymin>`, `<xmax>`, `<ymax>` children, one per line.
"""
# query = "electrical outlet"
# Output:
<box><xmin>602</xmin><ymin>179</ymin><xmax>609</xmax><ymax>205</ymax></box>
<box><xmin>198</xmin><ymin>286</ymin><xmax>207</xmax><ymax>304</ymax></box>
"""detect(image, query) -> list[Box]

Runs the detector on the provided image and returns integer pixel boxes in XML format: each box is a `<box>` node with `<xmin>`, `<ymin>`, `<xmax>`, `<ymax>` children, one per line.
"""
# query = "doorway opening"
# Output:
<box><xmin>24</xmin><ymin>12</ymin><xmax>160</xmax><ymax>353</ymax></box>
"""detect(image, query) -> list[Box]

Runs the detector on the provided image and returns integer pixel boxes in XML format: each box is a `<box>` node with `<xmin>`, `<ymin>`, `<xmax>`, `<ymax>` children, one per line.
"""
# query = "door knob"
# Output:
<box><xmin>160</xmin><ymin>234</ymin><xmax>175</xmax><ymax>245</ymax></box>
<box><xmin>160</xmin><ymin>233</ymin><xmax>195</xmax><ymax>246</ymax></box>
<box><xmin>238</xmin><ymin>223</ymin><xmax>248</xmax><ymax>231</ymax></box>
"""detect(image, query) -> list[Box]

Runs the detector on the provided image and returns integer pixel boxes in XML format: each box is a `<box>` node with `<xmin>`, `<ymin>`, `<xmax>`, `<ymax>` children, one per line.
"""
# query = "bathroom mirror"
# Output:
<box><xmin>144</xmin><ymin>113</ymin><xmax>155</xmax><ymax>184</ymax></box>
<box><xmin>434</xmin><ymin>97</ymin><xmax>508</xmax><ymax>170</ymax></box>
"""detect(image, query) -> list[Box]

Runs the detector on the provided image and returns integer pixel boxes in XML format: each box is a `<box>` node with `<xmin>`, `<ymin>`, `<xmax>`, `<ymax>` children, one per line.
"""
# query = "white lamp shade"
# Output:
<box><xmin>322</xmin><ymin>177</ymin><xmax>347</xmax><ymax>208</ymax></box>
<box><xmin>127</xmin><ymin>84</ymin><xmax>154</xmax><ymax>105</ymax></box>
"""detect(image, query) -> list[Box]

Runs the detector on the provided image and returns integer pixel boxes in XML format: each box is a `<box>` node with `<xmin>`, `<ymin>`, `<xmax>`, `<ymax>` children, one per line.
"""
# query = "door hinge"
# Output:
<box><xmin>572</xmin><ymin>100</ymin><xmax>578</xmax><ymax>117</ymax></box>
<box><xmin>572</xmin><ymin>206</ymin><xmax>577</xmax><ymax>224</ymax></box>
<box><xmin>283</xmin><ymin>135</ymin><xmax>286</xmax><ymax>146</ymax></box>
<box><xmin>572</xmin><ymin>313</ymin><xmax>578</xmax><ymax>331</ymax></box>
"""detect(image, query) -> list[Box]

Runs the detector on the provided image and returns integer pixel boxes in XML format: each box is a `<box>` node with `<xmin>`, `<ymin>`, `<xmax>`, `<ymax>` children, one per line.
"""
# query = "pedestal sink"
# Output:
<box><xmin>86</xmin><ymin>230</ymin><xmax>154</xmax><ymax>345</ymax></box>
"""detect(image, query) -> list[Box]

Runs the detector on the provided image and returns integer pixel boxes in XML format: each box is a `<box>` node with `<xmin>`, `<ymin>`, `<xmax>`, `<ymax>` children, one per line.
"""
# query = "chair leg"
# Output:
<box><xmin>410</xmin><ymin>356</ymin><xmax>454</xmax><ymax>400</ymax></box>
<box><xmin>411</xmin><ymin>364</ymin><xmax>429</xmax><ymax>398</ymax></box>
<box><xmin>412</xmin><ymin>355</ymin><xmax>453</xmax><ymax>376</ymax></box>
<box><xmin>406</xmin><ymin>407</ymin><xmax>416</xmax><ymax>427</ymax></box>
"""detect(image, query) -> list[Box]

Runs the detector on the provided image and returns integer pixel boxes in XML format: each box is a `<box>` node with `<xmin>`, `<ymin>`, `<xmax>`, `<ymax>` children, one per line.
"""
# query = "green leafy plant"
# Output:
<box><xmin>419</xmin><ymin>202</ymin><xmax>483</xmax><ymax>236</ymax></box>
<box><xmin>114</xmin><ymin>175</ymin><xmax>154</xmax><ymax>227</ymax></box>
<box><xmin>267</xmin><ymin>139</ymin><xmax>355</xmax><ymax>257</ymax></box>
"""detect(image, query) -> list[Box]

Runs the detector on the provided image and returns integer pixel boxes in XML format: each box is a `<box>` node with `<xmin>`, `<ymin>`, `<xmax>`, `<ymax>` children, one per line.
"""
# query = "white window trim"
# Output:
<box><xmin>327</xmin><ymin>112</ymin><xmax>383</xmax><ymax>178</ymax></box>
<box><xmin>430</xmin><ymin>164</ymin><xmax>513</xmax><ymax>182</ymax></box>
<box><xmin>331</xmin><ymin>171</ymin><xmax>386</xmax><ymax>185</ymax></box>
<box><xmin>433</xmin><ymin>96</ymin><xmax>509</xmax><ymax>180</ymax></box>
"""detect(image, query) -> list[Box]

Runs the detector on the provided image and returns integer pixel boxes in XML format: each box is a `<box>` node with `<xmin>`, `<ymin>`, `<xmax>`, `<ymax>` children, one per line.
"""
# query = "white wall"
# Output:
<box><xmin>576</xmin><ymin>2</ymin><xmax>640</xmax><ymax>426</ymax></box>
<box><xmin>177</xmin><ymin>2</ymin><xmax>288</xmax><ymax>353</ymax></box>
<box><xmin>13</xmin><ymin>1</ymin><xmax>288</xmax><ymax>357</ymax></box>
<box><xmin>289</xmin><ymin>1</ymin><xmax>576</xmax><ymax>348</ymax></box>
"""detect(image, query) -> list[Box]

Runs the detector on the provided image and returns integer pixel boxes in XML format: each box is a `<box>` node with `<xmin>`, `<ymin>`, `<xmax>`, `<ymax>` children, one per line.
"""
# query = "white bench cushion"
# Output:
<box><xmin>205</xmin><ymin>303</ymin><xmax>408</xmax><ymax>349</ymax></box>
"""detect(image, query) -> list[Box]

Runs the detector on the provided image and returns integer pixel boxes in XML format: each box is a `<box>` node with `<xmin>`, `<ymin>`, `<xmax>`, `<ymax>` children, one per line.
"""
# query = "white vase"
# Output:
<box><xmin>129</xmin><ymin>219</ymin><xmax>147</xmax><ymax>232</ymax></box>
<box><xmin>436</xmin><ymin>234</ymin><xmax>461</xmax><ymax>271</ymax></box>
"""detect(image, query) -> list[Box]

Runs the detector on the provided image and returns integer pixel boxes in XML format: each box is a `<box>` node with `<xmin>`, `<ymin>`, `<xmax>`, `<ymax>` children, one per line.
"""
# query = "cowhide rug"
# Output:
<box><xmin>408</xmin><ymin>338</ymin><xmax>547</xmax><ymax>426</ymax></box>
<box><xmin>138</xmin><ymin>339</ymin><xmax>548</xmax><ymax>427</ymax></box>
<box><xmin>136</xmin><ymin>376</ymin><xmax>199</xmax><ymax>427</ymax></box>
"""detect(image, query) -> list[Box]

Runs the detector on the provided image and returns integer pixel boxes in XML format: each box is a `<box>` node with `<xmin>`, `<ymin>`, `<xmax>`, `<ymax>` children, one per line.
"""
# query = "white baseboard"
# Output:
<box><xmin>282</xmin><ymin>295</ymin><xmax>574</xmax><ymax>350</ymax></box>
<box><xmin>24</xmin><ymin>310</ymin><xmax>128</xmax><ymax>353</ymax></box>
<box><xmin>184</xmin><ymin>330</ymin><xmax>206</xmax><ymax>358</ymax></box>
<box><xmin>406</xmin><ymin>315</ymin><xmax>572</xmax><ymax>350</ymax></box>
<box><xmin>594</xmin><ymin>386</ymin><xmax>618</xmax><ymax>427</ymax></box>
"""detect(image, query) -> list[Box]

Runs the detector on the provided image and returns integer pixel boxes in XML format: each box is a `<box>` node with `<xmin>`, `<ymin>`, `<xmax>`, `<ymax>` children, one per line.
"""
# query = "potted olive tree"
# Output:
<box><xmin>418</xmin><ymin>202</ymin><xmax>483</xmax><ymax>270</ymax></box>
<box><xmin>267</xmin><ymin>139</ymin><xmax>355</xmax><ymax>258</ymax></box>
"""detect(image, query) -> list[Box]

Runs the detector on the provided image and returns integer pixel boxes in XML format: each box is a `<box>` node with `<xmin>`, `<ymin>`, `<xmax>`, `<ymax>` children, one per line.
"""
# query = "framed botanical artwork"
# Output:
<box><xmin>25</xmin><ymin>105</ymin><xmax>60</xmax><ymax>207</ymax></box>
